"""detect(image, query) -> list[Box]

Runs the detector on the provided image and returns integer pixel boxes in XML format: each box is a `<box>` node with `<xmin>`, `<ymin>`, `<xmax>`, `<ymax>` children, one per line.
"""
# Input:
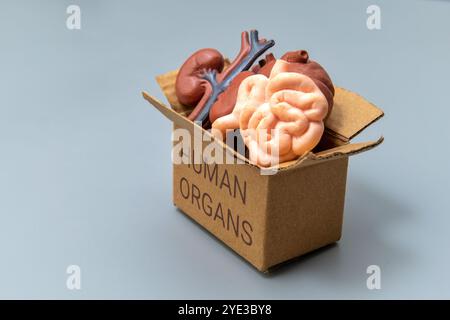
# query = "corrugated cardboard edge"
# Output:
<box><xmin>316</xmin><ymin>137</ymin><xmax>384</xmax><ymax>159</ymax></box>
<box><xmin>325</xmin><ymin>87</ymin><xmax>385</xmax><ymax>142</ymax></box>
<box><xmin>275</xmin><ymin>136</ymin><xmax>384</xmax><ymax>170</ymax></box>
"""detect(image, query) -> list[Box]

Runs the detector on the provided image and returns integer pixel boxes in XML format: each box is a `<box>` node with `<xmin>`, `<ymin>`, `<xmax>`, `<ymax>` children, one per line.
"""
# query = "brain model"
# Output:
<box><xmin>211</xmin><ymin>51</ymin><xmax>334</xmax><ymax>167</ymax></box>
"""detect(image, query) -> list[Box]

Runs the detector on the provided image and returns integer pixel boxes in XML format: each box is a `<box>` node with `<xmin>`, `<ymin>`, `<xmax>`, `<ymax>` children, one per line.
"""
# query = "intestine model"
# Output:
<box><xmin>211</xmin><ymin>51</ymin><xmax>335</xmax><ymax>167</ymax></box>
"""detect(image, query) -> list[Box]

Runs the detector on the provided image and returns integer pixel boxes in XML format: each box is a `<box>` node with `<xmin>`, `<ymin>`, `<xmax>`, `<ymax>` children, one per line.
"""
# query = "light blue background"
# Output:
<box><xmin>1</xmin><ymin>0</ymin><xmax>449</xmax><ymax>299</ymax></box>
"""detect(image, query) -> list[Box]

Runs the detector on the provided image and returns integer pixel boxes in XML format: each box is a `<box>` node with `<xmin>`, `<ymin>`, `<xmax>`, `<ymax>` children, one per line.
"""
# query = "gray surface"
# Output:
<box><xmin>0</xmin><ymin>0</ymin><xmax>449</xmax><ymax>299</ymax></box>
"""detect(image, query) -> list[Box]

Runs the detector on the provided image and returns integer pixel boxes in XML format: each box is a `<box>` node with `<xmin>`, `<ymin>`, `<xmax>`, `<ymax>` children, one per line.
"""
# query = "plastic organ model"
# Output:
<box><xmin>175</xmin><ymin>30</ymin><xmax>274</xmax><ymax>128</ymax></box>
<box><xmin>212</xmin><ymin>59</ymin><xmax>331</xmax><ymax>166</ymax></box>
<box><xmin>174</xmin><ymin>31</ymin><xmax>334</xmax><ymax>166</ymax></box>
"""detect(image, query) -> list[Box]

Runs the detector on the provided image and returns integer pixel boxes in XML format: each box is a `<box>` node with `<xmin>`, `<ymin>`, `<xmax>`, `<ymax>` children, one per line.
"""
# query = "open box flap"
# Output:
<box><xmin>315</xmin><ymin>137</ymin><xmax>384</xmax><ymax>159</ymax></box>
<box><xmin>275</xmin><ymin>136</ymin><xmax>384</xmax><ymax>170</ymax></box>
<box><xmin>142</xmin><ymin>91</ymin><xmax>383</xmax><ymax>172</ymax></box>
<box><xmin>325</xmin><ymin>87</ymin><xmax>384</xmax><ymax>141</ymax></box>
<box><xmin>155</xmin><ymin>71</ymin><xmax>187</xmax><ymax>116</ymax></box>
<box><xmin>156</xmin><ymin>70</ymin><xmax>384</xmax><ymax>142</ymax></box>
<box><xmin>142</xmin><ymin>92</ymin><xmax>191</xmax><ymax>130</ymax></box>
<box><xmin>142</xmin><ymin>92</ymin><xmax>251</xmax><ymax>166</ymax></box>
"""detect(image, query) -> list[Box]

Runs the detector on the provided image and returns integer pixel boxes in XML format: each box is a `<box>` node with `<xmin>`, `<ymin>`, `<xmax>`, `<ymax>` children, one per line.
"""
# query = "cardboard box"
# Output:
<box><xmin>142</xmin><ymin>69</ymin><xmax>384</xmax><ymax>272</ymax></box>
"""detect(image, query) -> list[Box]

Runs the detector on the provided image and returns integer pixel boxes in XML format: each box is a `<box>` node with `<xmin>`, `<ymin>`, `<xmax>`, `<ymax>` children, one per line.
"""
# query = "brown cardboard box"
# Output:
<box><xmin>142</xmin><ymin>69</ymin><xmax>384</xmax><ymax>272</ymax></box>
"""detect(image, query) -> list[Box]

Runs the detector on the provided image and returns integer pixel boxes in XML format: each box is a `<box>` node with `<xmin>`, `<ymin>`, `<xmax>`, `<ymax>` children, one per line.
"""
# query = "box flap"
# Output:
<box><xmin>315</xmin><ymin>137</ymin><xmax>384</xmax><ymax>159</ymax></box>
<box><xmin>142</xmin><ymin>91</ymin><xmax>191</xmax><ymax>129</ymax></box>
<box><xmin>146</xmin><ymin>67</ymin><xmax>385</xmax><ymax>172</ymax></box>
<box><xmin>325</xmin><ymin>87</ymin><xmax>384</xmax><ymax>141</ymax></box>
<box><xmin>272</xmin><ymin>136</ymin><xmax>383</xmax><ymax>171</ymax></box>
<box><xmin>143</xmin><ymin>90</ymin><xmax>384</xmax><ymax>172</ymax></box>
<box><xmin>155</xmin><ymin>71</ymin><xmax>190</xmax><ymax>116</ymax></box>
<box><xmin>156</xmin><ymin>69</ymin><xmax>383</xmax><ymax>142</ymax></box>
<box><xmin>142</xmin><ymin>91</ymin><xmax>252</xmax><ymax>166</ymax></box>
